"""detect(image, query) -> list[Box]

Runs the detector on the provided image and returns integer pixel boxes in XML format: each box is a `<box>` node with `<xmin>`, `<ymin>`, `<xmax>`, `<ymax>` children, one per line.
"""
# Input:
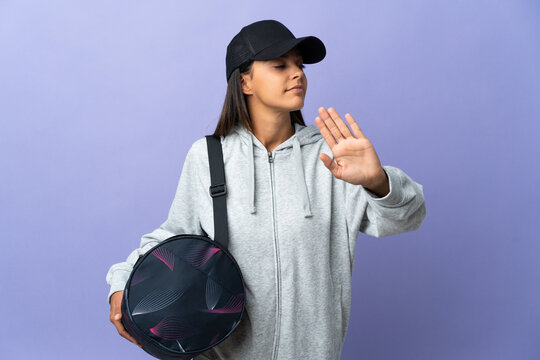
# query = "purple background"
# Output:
<box><xmin>1</xmin><ymin>1</ymin><xmax>539</xmax><ymax>359</ymax></box>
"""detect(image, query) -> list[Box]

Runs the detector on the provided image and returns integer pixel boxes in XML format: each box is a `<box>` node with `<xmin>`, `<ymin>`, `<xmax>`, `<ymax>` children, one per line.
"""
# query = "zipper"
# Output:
<box><xmin>268</xmin><ymin>151</ymin><xmax>281</xmax><ymax>360</ymax></box>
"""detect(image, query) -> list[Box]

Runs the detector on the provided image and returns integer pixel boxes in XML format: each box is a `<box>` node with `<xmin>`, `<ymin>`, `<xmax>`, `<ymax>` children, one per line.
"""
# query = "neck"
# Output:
<box><xmin>247</xmin><ymin>103</ymin><xmax>296</xmax><ymax>153</ymax></box>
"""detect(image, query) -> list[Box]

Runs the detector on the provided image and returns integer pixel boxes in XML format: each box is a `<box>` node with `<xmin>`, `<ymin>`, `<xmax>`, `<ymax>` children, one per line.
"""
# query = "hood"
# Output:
<box><xmin>231</xmin><ymin>122</ymin><xmax>323</xmax><ymax>218</ymax></box>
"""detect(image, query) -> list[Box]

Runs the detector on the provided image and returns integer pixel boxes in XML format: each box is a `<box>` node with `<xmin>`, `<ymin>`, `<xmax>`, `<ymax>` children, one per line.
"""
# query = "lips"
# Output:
<box><xmin>287</xmin><ymin>86</ymin><xmax>303</xmax><ymax>91</ymax></box>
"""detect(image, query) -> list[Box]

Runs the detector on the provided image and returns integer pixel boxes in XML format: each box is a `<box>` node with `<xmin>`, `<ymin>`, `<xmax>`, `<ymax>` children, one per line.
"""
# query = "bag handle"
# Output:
<box><xmin>205</xmin><ymin>135</ymin><xmax>229</xmax><ymax>249</ymax></box>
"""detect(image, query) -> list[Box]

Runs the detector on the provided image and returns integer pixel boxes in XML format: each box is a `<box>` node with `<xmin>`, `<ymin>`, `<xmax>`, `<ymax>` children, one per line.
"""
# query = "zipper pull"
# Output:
<box><xmin>268</xmin><ymin>152</ymin><xmax>274</xmax><ymax>163</ymax></box>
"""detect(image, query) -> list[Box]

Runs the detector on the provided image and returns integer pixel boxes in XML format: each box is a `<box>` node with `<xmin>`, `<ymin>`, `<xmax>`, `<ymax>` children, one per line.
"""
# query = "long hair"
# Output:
<box><xmin>212</xmin><ymin>60</ymin><xmax>306</xmax><ymax>137</ymax></box>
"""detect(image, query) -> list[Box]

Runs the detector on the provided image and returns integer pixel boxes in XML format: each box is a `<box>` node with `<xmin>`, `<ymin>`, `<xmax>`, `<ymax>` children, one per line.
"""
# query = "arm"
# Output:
<box><xmin>313</xmin><ymin>107</ymin><xmax>426</xmax><ymax>239</ymax></box>
<box><xmin>344</xmin><ymin>165</ymin><xmax>426</xmax><ymax>238</ymax></box>
<box><xmin>105</xmin><ymin>141</ymin><xmax>206</xmax><ymax>304</ymax></box>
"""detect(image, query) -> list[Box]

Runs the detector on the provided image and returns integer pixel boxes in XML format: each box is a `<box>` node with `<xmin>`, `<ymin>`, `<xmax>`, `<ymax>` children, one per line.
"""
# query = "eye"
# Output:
<box><xmin>273</xmin><ymin>63</ymin><xmax>305</xmax><ymax>70</ymax></box>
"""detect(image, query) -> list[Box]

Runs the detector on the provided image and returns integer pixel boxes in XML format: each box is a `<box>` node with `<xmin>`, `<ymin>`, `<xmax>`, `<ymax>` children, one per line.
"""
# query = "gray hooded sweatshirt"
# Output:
<box><xmin>106</xmin><ymin>121</ymin><xmax>426</xmax><ymax>360</ymax></box>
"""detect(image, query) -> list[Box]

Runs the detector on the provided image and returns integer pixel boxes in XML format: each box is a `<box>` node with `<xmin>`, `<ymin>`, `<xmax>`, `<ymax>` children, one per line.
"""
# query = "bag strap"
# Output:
<box><xmin>205</xmin><ymin>135</ymin><xmax>229</xmax><ymax>249</ymax></box>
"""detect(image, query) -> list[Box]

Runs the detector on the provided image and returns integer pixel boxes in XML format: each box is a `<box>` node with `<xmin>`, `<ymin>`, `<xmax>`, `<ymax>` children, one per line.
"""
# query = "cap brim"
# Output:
<box><xmin>252</xmin><ymin>36</ymin><xmax>326</xmax><ymax>64</ymax></box>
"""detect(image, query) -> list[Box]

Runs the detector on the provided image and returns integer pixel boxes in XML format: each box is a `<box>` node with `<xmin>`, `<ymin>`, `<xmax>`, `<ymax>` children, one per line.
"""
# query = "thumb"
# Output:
<box><xmin>319</xmin><ymin>153</ymin><xmax>338</xmax><ymax>177</ymax></box>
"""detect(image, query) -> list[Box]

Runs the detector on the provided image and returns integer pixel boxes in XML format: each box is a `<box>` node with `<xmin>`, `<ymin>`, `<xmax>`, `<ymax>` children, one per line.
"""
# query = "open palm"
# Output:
<box><xmin>315</xmin><ymin>107</ymin><xmax>387</xmax><ymax>190</ymax></box>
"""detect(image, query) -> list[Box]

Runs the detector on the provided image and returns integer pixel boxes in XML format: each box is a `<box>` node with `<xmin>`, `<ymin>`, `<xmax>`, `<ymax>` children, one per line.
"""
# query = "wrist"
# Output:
<box><xmin>365</xmin><ymin>168</ymin><xmax>389</xmax><ymax>198</ymax></box>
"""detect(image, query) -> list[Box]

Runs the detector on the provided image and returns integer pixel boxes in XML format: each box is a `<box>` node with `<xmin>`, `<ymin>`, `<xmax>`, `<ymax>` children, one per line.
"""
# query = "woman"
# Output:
<box><xmin>107</xmin><ymin>19</ymin><xmax>426</xmax><ymax>360</ymax></box>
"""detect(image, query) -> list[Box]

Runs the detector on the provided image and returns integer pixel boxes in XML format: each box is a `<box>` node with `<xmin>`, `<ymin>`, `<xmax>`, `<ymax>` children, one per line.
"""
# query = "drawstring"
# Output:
<box><xmin>246</xmin><ymin>131</ymin><xmax>312</xmax><ymax>218</ymax></box>
<box><xmin>248</xmin><ymin>134</ymin><xmax>256</xmax><ymax>214</ymax></box>
<box><xmin>292</xmin><ymin>136</ymin><xmax>313</xmax><ymax>218</ymax></box>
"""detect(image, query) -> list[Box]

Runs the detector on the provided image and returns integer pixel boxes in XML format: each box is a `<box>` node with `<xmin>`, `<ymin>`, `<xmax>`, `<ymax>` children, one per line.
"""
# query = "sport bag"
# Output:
<box><xmin>120</xmin><ymin>135</ymin><xmax>246</xmax><ymax>360</ymax></box>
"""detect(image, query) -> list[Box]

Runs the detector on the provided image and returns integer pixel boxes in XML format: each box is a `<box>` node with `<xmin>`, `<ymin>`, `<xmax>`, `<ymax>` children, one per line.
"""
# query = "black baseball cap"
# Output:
<box><xmin>225</xmin><ymin>19</ymin><xmax>326</xmax><ymax>81</ymax></box>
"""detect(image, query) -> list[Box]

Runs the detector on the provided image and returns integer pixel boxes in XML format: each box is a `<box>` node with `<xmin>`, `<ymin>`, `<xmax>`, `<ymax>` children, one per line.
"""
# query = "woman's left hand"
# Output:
<box><xmin>315</xmin><ymin>107</ymin><xmax>389</xmax><ymax>196</ymax></box>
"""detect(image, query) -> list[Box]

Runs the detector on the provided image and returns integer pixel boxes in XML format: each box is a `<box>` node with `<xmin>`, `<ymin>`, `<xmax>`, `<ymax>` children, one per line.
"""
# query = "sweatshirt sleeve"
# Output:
<box><xmin>105</xmin><ymin>142</ymin><xmax>206</xmax><ymax>304</ymax></box>
<box><xmin>344</xmin><ymin>165</ymin><xmax>426</xmax><ymax>238</ymax></box>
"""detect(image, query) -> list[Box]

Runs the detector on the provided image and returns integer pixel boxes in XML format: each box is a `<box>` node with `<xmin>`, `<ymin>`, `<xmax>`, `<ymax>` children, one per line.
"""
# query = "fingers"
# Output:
<box><xmin>110</xmin><ymin>293</ymin><xmax>142</xmax><ymax>348</ymax></box>
<box><xmin>110</xmin><ymin>312</ymin><xmax>142</xmax><ymax>347</ymax></box>
<box><xmin>315</xmin><ymin>116</ymin><xmax>338</xmax><ymax>148</ymax></box>
<box><xmin>343</xmin><ymin>113</ymin><xmax>365</xmax><ymax>139</ymax></box>
<box><xmin>317</xmin><ymin>107</ymin><xmax>354</xmax><ymax>141</ymax></box>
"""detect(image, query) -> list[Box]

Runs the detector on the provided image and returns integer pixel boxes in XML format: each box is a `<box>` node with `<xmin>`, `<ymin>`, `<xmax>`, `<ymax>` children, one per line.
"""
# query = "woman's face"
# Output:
<box><xmin>241</xmin><ymin>47</ymin><xmax>307</xmax><ymax>113</ymax></box>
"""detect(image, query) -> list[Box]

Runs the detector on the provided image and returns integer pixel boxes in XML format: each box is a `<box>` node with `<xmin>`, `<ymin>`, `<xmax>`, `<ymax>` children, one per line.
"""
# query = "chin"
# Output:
<box><xmin>290</xmin><ymin>100</ymin><xmax>305</xmax><ymax>112</ymax></box>
<box><xmin>275</xmin><ymin>98</ymin><xmax>305</xmax><ymax>112</ymax></box>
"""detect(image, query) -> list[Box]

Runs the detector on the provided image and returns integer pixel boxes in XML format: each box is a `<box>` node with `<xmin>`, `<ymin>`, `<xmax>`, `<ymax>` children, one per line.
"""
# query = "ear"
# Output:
<box><xmin>241</xmin><ymin>73</ymin><xmax>253</xmax><ymax>96</ymax></box>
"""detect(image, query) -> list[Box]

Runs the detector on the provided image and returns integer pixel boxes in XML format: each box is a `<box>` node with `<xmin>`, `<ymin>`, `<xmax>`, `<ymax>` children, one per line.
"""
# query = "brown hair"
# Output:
<box><xmin>212</xmin><ymin>60</ymin><xmax>306</xmax><ymax>137</ymax></box>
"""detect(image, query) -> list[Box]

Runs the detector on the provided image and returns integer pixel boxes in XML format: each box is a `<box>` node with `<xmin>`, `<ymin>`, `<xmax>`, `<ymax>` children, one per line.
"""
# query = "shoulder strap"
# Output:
<box><xmin>205</xmin><ymin>135</ymin><xmax>229</xmax><ymax>249</ymax></box>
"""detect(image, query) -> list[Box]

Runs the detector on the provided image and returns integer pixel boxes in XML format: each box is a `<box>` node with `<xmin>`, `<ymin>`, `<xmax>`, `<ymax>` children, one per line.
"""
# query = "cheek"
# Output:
<box><xmin>258</xmin><ymin>77</ymin><xmax>285</xmax><ymax>100</ymax></box>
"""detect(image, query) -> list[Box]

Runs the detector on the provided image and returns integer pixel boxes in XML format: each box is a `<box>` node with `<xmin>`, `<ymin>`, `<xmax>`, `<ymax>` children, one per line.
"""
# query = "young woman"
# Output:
<box><xmin>107</xmin><ymin>20</ymin><xmax>426</xmax><ymax>360</ymax></box>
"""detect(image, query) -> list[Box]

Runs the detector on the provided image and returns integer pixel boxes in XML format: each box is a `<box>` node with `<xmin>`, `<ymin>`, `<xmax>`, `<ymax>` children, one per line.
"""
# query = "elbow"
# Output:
<box><xmin>373</xmin><ymin>200</ymin><xmax>427</xmax><ymax>238</ymax></box>
<box><xmin>408</xmin><ymin>200</ymin><xmax>427</xmax><ymax>232</ymax></box>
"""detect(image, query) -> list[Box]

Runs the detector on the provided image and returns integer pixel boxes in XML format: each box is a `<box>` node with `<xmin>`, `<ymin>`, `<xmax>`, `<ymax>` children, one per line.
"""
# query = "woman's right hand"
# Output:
<box><xmin>109</xmin><ymin>290</ymin><xmax>142</xmax><ymax>348</ymax></box>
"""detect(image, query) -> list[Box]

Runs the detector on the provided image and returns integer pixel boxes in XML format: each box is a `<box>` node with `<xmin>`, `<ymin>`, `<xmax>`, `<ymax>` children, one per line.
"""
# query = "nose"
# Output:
<box><xmin>292</xmin><ymin>64</ymin><xmax>304</xmax><ymax>79</ymax></box>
